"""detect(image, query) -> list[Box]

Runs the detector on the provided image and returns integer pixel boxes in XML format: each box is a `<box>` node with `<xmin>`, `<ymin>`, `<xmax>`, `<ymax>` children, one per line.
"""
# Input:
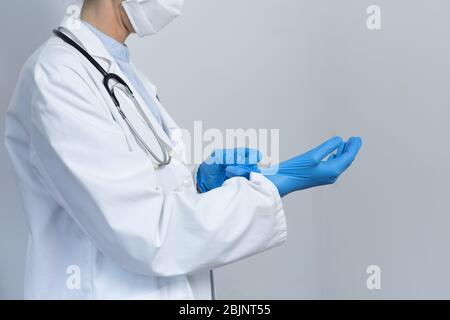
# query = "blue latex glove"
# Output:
<box><xmin>226</xmin><ymin>136</ymin><xmax>362</xmax><ymax>197</ymax></box>
<box><xmin>196</xmin><ymin>148</ymin><xmax>262</xmax><ymax>193</ymax></box>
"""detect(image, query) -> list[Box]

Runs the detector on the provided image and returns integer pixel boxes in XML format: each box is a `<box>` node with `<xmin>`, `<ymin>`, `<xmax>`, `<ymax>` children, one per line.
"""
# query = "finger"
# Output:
<box><xmin>332</xmin><ymin>137</ymin><xmax>362</xmax><ymax>171</ymax></box>
<box><xmin>309</xmin><ymin>136</ymin><xmax>343</xmax><ymax>161</ymax></box>
<box><xmin>336</xmin><ymin>141</ymin><xmax>346</xmax><ymax>157</ymax></box>
<box><xmin>205</xmin><ymin>149</ymin><xmax>220</xmax><ymax>165</ymax></box>
<box><xmin>217</xmin><ymin>149</ymin><xmax>241</xmax><ymax>165</ymax></box>
<box><xmin>343</xmin><ymin>137</ymin><xmax>362</xmax><ymax>156</ymax></box>
<box><xmin>212</xmin><ymin>148</ymin><xmax>263</xmax><ymax>166</ymax></box>
<box><xmin>343</xmin><ymin>138</ymin><xmax>352</xmax><ymax>153</ymax></box>
<box><xmin>231</xmin><ymin>148</ymin><xmax>262</xmax><ymax>165</ymax></box>
<box><xmin>241</xmin><ymin>148</ymin><xmax>262</xmax><ymax>165</ymax></box>
<box><xmin>247</xmin><ymin>148</ymin><xmax>263</xmax><ymax>164</ymax></box>
<box><xmin>225</xmin><ymin>149</ymin><xmax>237</xmax><ymax>165</ymax></box>
<box><xmin>225</xmin><ymin>165</ymin><xmax>253</xmax><ymax>178</ymax></box>
<box><xmin>346</xmin><ymin>137</ymin><xmax>362</xmax><ymax>157</ymax></box>
<box><xmin>326</xmin><ymin>141</ymin><xmax>345</xmax><ymax>162</ymax></box>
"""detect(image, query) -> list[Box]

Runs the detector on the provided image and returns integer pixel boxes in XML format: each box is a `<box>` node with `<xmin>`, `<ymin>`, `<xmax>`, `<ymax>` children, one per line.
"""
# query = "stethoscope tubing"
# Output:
<box><xmin>52</xmin><ymin>28</ymin><xmax>171</xmax><ymax>168</ymax></box>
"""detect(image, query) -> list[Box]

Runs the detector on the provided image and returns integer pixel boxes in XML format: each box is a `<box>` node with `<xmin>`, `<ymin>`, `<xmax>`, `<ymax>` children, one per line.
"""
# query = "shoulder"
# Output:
<box><xmin>9</xmin><ymin>37</ymin><xmax>91</xmax><ymax>113</ymax></box>
<box><xmin>23</xmin><ymin>36</ymin><xmax>87</xmax><ymax>85</ymax></box>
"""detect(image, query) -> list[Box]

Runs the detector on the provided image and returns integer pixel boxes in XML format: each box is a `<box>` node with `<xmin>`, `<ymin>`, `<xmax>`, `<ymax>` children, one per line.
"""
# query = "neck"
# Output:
<box><xmin>81</xmin><ymin>0</ymin><xmax>131</xmax><ymax>44</ymax></box>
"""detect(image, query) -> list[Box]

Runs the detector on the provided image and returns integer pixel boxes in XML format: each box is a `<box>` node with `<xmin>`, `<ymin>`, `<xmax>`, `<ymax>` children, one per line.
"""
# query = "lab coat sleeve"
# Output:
<box><xmin>30</xmin><ymin>62</ymin><xmax>287</xmax><ymax>277</ymax></box>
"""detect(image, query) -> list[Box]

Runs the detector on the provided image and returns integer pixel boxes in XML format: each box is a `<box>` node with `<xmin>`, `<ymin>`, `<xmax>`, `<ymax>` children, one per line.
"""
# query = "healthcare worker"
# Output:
<box><xmin>4</xmin><ymin>0</ymin><xmax>362</xmax><ymax>300</ymax></box>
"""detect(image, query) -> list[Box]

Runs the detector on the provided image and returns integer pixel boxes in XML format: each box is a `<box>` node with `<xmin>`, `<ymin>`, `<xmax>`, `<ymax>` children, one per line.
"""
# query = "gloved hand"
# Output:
<box><xmin>226</xmin><ymin>136</ymin><xmax>362</xmax><ymax>197</ymax></box>
<box><xmin>196</xmin><ymin>148</ymin><xmax>262</xmax><ymax>193</ymax></box>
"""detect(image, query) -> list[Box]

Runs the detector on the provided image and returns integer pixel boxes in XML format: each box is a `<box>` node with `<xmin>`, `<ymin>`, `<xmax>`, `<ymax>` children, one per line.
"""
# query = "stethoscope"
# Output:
<box><xmin>53</xmin><ymin>28</ymin><xmax>172</xmax><ymax>168</ymax></box>
<box><xmin>54</xmin><ymin>29</ymin><xmax>218</xmax><ymax>299</ymax></box>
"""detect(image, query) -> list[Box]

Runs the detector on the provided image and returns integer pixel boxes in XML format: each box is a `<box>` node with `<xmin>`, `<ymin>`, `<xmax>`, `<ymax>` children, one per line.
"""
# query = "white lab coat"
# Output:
<box><xmin>4</xmin><ymin>5</ymin><xmax>287</xmax><ymax>300</ymax></box>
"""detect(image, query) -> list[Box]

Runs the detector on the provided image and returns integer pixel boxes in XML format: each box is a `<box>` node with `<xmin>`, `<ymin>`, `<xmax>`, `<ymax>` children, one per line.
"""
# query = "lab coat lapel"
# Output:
<box><xmin>156</xmin><ymin>103</ymin><xmax>188</xmax><ymax>163</ymax></box>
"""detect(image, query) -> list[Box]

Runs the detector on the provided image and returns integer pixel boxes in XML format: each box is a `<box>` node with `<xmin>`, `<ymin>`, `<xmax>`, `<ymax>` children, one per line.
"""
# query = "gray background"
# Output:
<box><xmin>1</xmin><ymin>0</ymin><xmax>449</xmax><ymax>299</ymax></box>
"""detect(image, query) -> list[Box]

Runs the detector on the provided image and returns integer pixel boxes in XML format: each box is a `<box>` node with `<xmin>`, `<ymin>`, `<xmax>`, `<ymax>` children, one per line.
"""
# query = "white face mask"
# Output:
<box><xmin>122</xmin><ymin>0</ymin><xmax>184</xmax><ymax>37</ymax></box>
